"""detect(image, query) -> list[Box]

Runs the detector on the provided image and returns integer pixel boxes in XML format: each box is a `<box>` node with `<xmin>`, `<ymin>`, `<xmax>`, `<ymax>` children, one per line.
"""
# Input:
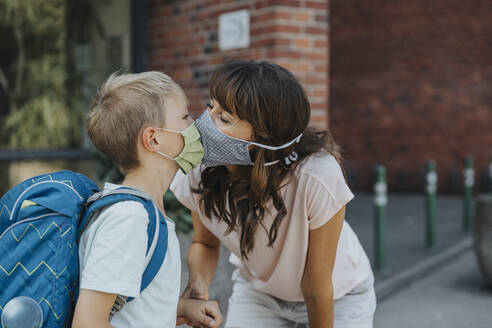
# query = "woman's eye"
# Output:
<box><xmin>219</xmin><ymin>114</ymin><xmax>230</xmax><ymax>124</ymax></box>
<box><xmin>206</xmin><ymin>103</ymin><xmax>213</xmax><ymax>110</ymax></box>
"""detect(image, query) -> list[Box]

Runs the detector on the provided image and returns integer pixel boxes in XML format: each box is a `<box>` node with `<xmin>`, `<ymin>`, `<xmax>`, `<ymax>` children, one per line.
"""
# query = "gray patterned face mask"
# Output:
<box><xmin>195</xmin><ymin>110</ymin><xmax>302</xmax><ymax>167</ymax></box>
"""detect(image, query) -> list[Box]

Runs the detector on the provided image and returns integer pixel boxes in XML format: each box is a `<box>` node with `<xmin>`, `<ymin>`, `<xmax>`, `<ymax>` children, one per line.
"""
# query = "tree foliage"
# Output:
<box><xmin>0</xmin><ymin>0</ymin><xmax>83</xmax><ymax>149</ymax></box>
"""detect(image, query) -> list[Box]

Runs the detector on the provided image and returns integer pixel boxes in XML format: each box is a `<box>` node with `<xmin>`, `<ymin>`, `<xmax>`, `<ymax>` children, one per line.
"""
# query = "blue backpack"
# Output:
<box><xmin>0</xmin><ymin>171</ymin><xmax>168</xmax><ymax>327</ymax></box>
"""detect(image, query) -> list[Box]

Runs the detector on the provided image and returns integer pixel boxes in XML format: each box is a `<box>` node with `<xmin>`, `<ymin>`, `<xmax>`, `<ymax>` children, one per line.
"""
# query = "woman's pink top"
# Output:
<box><xmin>171</xmin><ymin>153</ymin><xmax>372</xmax><ymax>301</ymax></box>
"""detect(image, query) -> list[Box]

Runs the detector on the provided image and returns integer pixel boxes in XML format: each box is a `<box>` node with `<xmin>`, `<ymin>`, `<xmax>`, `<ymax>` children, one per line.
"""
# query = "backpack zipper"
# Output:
<box><xmin>9</xmin><ymin>181</ymin><xmax>84</xmax><ymax>221</ymax></box>
<box><xmin>0</xmin><ymin>211</ymin><xmax>63</xmax><ymax>240</ymax></box>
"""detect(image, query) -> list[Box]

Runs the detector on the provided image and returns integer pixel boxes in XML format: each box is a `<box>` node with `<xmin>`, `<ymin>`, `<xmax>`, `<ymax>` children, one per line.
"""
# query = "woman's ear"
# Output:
<box><xmin>140</xmin><ymin>126</ymin><xmax>160</xmax><ymax>152</ymax></box>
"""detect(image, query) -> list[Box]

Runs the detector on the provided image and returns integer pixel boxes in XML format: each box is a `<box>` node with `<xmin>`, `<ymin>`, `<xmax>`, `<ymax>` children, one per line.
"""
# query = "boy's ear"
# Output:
<box><xmin>140</xmin><ymin>126</ymin><xmax>160</xmax><ymax>152</ymax></box>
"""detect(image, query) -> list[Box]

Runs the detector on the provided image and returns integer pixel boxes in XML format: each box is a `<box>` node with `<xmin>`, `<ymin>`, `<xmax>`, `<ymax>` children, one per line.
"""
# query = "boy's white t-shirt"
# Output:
<box><xmin>78</xmin><ymin>183</ymin><xmax>181</xmax><ymax>328</ymax></box>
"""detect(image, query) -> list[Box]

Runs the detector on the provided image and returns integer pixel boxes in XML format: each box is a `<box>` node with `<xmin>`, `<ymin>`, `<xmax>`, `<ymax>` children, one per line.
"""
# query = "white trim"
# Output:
<box><xmin>143</xmin><ymin>203</ymin><xmax>160</xmax><ymax>269</ymax></box>
<box><xmin>9</xmin><ymin>181</ymin><xmax>83</xmax><ymax>221</ymax></box>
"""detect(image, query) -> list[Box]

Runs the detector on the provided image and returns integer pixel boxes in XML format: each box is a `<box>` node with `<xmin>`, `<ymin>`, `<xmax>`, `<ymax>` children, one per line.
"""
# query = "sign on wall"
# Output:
<box><xmin>219</xmin><ymin>10</ymin><xmax>250</xmax><ymax>51</ymax></box>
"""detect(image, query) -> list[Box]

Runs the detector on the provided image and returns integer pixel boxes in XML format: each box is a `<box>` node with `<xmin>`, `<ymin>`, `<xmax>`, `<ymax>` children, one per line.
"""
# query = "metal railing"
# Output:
<box><xmin>373</xmin><ymin>153</ymin><xmax>492</xmax><ymax>273</ymax></box>
<box><xmin>0</xmin><ymin>149</ymin><xmax>95</xmax><ymax>161</ymax></box>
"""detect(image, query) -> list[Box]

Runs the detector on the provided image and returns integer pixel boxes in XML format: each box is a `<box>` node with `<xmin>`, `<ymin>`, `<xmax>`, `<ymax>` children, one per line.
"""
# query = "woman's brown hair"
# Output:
<box><xmin>193</xmin><ymin>60</ymin><xmax>341</xmax><ymax>259</ymax></box>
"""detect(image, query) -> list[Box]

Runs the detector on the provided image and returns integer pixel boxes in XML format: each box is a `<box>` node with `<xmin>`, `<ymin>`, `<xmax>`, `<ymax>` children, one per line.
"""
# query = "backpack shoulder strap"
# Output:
<box><xmin>79</xmin><ymin>188</ymin><xmax>153</xmax><ymax>239</ymax></box>
<box><xmin>79</xmin><ymin>188</ymin><xmax>168</xmax><ymax>300</ymax></box>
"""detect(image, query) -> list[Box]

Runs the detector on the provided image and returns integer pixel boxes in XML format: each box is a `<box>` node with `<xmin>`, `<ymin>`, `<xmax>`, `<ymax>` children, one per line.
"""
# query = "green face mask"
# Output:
<box><xmin>156</xmin><ymin>123</ymin><xmax>204</xmax><ymax>174</ymax></box>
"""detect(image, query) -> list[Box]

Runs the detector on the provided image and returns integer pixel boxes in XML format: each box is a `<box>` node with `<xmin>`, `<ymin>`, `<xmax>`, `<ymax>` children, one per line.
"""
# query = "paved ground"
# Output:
<box><xmin>346</xmin><ymin>192</ymin><xmax>471</xmax><ymax>281</ymax></box>
<box><xmin>375</xmin><ymin>250</ymin><xmax>492</xmax><ymax>328</ymax></box>
<box><xmin>177</xmin><ymin>191</ymin><xmax>479</xmax><ymax>326</ymax></box>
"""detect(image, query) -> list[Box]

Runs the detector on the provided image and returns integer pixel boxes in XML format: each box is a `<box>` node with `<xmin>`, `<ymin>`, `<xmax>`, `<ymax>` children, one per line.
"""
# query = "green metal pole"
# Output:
<box><xmin>374</xmin><ymin>165</ymin><xmax>387</xmax><ymax>271</ymax></box>
<box><xmin>425</xmin><ymin>160</ymin><xmax>437</xmax><ymax>248</ymax></box>
<box><xmin>489</xmin><ymin>152</ymin><xmax>492</xmax><ymax>194</ymax></box>
<box><xmin>463</xmin><ymin>156</ymin><xmax>474</xmax><ymax>232</ymax></box>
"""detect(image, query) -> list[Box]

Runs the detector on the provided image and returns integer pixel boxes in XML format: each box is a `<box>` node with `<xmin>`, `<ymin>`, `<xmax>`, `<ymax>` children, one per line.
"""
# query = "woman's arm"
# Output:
<box><xmin>301</xmin><ymin>206</ymin><xmax>345</xmax><ymax>328</ymax></box>
<box><xmin>72</xmin><ymin>289</ymin><xmax>116</xmax><ymax>328</ymax></box>
<box><xmin>177</xmin><ymin>211</ymin><xmax>221</xmax><ymax>326</ymax></box>
<box><xmin>184</xmin><ymin>211</ymin><xmax>221</xmax><ymax>299</ymax></box>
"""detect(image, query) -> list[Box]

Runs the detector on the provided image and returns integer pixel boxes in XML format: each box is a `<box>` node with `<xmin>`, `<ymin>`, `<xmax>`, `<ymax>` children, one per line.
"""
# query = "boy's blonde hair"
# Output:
<box><xmin>87</xmin><ymin>71</ymin><xmax>186</xmax><ymax>172</ymax></box>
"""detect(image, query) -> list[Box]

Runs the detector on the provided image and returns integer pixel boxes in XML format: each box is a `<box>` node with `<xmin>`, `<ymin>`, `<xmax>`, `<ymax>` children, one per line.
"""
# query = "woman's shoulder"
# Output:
<box><xmin>171</xmin><ymin>165</ymin><xmax>203</xmax><ymax>189</ymax></box>
<box><xmin>169</xmin><ymin>166</ymin><xmax>204</xmax><ymax>213</ymax></box>
<box><xmin>297</xmin><ymin>153</ymin><xmax>354</xmax><ymax>209</ymax></box>
<box><xmin>296</xmin><ymin>152</ymin><xmax>345</xmax><ymax>183</ymax></box>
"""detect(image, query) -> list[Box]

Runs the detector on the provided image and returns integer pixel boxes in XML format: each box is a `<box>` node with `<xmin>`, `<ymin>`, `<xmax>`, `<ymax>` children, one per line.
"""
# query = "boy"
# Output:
<box><xmin>72</xmin><ymin>72</ymin><xmax>221</xmax><ymax>328</ymax></box>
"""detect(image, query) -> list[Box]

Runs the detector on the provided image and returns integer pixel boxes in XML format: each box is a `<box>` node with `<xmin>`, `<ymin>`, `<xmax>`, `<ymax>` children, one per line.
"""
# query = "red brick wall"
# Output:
<box><xmin>147</xmin><ymin>0</ymin><xmax>330</xmax><ymax>128</ymax></box>
<box><xmin>330</xmin><ymin>0</ymin><xmax>492</xmax><ymax>192</ymax></box>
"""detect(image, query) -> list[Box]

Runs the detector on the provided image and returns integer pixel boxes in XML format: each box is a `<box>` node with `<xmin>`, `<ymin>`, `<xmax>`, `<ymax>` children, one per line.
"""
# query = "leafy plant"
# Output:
<box><xmin>4</xmin><ymin>55</ymin><xmax>83</xmax><ymax>149</ymax></box>
<box><xmin>0</xmin><ymin>0</ymin><xmax>83</xmax><ymax>149</ymax></box>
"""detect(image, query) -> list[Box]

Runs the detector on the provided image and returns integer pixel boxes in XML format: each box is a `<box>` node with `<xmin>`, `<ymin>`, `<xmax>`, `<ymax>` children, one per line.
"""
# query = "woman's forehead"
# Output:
<box><xmin>211</xmin><ymin>98</ymin><xmax>235</xmax><ymax>115</ymax></box>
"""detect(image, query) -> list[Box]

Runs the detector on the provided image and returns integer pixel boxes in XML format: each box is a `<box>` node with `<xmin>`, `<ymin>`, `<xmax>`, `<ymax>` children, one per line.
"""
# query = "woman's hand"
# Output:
<box><xmin>176</xmin><ymin>297</ymin><xmax>222</xmax><ymax>328</ymax></box>
<box><xmin>176</xmin><ymin>275</ymin><xmax>210</xmax><ymax>326</ymax></box>
<box><xmin>181</xmin><ymin>273</ymin><xmax>209</xmax><ymax>300</ymax></box>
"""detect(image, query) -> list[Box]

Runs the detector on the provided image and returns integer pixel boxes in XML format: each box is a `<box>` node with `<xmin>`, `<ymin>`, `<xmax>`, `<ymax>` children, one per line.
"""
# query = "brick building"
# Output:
<box><xmin>147</xmin><ymin>0</ymin><xmax>330</xmax><ymax>128</ymax></box>
<box><xmin>89</xmin><ymin>0</ymin><xmax>491</xmax><ymax>192</ymax></box>
<box><xmin>330</xmin><ymin>0</ymin><xmax>492</xmax><ymax>192</ymax></box>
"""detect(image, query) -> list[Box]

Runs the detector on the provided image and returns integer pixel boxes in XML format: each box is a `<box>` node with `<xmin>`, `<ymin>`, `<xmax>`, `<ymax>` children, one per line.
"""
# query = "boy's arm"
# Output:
<box><xmin>75</xmin><ymin>202</ymin><xmax>148</xmax><ymax>327</ymax></box>
<box><xmin>72</xmin><ymin>289</ymin><xmax>116</xmax><ymax>328</ymax></box>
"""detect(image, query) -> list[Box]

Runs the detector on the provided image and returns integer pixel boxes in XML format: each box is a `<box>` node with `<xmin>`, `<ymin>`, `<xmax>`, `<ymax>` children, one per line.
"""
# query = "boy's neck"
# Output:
<box><xmin>120</xmin><ymin>163</ymin><xmax>178</xmax><ymax>215</ymax></box>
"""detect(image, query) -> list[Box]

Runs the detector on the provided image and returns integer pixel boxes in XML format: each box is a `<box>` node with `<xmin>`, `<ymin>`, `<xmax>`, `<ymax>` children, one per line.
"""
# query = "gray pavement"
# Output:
<box><xmin>375</xmin><ymin>250</ymin><xmax>492</xmax><ymax>328</ymax></box>
<box><xmin>346</xmin><ymin>192</ymin><xmax>470</xmax><ymax>281</ymax></box>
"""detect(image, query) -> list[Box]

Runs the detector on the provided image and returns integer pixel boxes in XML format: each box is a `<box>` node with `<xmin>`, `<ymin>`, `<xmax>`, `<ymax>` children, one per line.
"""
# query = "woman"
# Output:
<box><xmin>172</xmin><ymin>60</ymin><xmax>375</xmax><ymax>328</ymax></box>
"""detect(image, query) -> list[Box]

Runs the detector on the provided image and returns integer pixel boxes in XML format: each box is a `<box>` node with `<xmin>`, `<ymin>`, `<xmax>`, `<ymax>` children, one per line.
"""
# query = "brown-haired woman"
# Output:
<box><xmin>172</xmin><ymin>60</ymin><xmax>375</xmax><ymax>328</ymax></box>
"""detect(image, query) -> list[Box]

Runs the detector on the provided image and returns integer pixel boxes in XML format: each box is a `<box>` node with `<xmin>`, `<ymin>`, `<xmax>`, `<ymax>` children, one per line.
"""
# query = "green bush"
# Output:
<box><xmin>4</xmin><ymin>56</ymin><xmax>83</xmax><ymax>149</ymax></box>
<box><xmin>0</xmin><ymin>0</ymin><xmax>83</xmax><ymax>149</ymax></box>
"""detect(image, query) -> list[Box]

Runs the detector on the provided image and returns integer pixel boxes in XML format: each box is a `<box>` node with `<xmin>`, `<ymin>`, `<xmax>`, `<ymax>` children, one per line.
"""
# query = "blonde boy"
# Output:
<box><xmin>72</xmin><ymin>72</ymin><xmax>221</xmax><ymax>328</ymax></box>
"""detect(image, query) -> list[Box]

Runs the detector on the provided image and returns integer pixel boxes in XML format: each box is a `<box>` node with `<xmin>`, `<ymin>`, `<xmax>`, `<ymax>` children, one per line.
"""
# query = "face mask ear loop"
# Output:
<box><xmin>155</xmin><ymin>127</ymin><xmax>182</xmax><ymax>134</ymax></box>
<box><xmin>157</xmin><ymin>151</ymin><xmax>177</xmax><ymax>161</ymax></box>
<box><xmin>154</xmin><ymin>127</ymin><xmax>185</xmax><ymax>161</ymax></box>
<box><xmin>248</xmin><ymin>133</ymin><xmax>303</xmax><ymax>151</ymax></box>
<box><xmin>258</xmin><ymin>134</ymin><xmax>303</xmax><ymax>167</ymax></box>
<box><xmin>264</xmin><ymin>160</ymin><xmax>280</xmax><ymax>167</ymax></box>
